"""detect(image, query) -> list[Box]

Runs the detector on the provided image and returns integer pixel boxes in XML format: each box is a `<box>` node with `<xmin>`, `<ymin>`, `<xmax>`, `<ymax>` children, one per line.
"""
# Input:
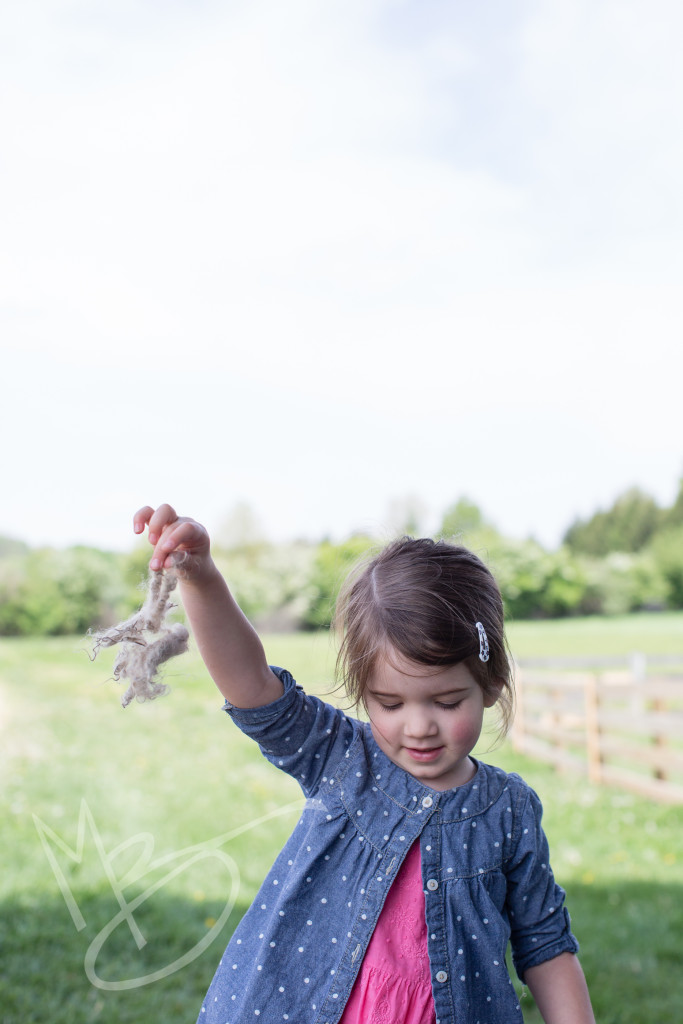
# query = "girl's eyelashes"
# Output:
<box><xmin>375</xmin><ymin>699</ymin><xmax>464</xmax><ymax>712</ymax></box>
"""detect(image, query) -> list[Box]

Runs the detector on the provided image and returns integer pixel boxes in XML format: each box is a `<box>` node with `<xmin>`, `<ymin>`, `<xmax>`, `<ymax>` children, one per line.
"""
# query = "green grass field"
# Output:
<box><xmin>1</xmin><ymin>615</ymin><xmax>682</xmax><ymax>1023</ymax></box>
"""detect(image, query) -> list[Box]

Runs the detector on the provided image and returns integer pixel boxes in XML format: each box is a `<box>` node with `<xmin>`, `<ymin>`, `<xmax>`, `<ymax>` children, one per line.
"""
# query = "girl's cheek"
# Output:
<box><xmin>447</xmin><ymin>712</ymin><xmax>482</xmax><ymax>745</ymax></box>
<box><xmin>369</xmin><ymin>715</ymin><xmax>394</xmax><ymax>746</ymax></box>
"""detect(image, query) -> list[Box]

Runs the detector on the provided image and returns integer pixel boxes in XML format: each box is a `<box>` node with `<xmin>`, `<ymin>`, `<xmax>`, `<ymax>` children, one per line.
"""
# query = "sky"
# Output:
<box><xmin>2</xmin><ymin>0</ymin><xmax>682</xmax><ymax>553</ymax></box>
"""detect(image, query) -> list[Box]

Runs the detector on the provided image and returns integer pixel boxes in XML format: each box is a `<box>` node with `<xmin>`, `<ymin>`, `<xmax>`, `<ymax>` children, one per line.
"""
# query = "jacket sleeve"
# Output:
<box><xmin>504</xmin><ymin>780</ymin><xmax>579</xmax><ymax>980</ymax></box>
<box><xmin>223</xmin><ymin>666</ymin><xmax>359</xmax><ymax>798</ymax></box>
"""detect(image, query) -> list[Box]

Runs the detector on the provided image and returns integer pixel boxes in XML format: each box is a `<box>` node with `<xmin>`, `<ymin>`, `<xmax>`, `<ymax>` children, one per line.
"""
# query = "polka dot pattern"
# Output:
<box><xmin>203</xmin><ymin>666</ymin><xmax>578</xmax><ymax>1024</ymax></box>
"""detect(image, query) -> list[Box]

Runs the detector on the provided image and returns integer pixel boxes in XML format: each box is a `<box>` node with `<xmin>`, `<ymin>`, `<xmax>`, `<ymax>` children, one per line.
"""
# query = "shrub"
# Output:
<box><xmin>0</xmin><ymin>547</ymin><xmax>124</xmax><ymax>636</ymax></box>
<box><xmin>649</xmin><ymin>525</ymin><xmax>683</xmax><ymax>608</ymax></box>
<box><xmin>301</xmin><ymin>536</ymin><xmax>376</xmax><ymax>629</ymax></box>
<box><xmin>580</xmin><ymin>551</ymin><xmax>670</xmax><ymax>616</ymax></box>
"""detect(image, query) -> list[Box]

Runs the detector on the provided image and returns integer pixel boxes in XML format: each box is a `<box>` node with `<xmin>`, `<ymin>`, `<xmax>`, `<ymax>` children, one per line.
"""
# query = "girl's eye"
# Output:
<box><xmin>379</xmin><ymin>703</ymin><xmax>401</xmax><ymax>712</ymax></box>
<box><xmin>437</xmin><ymin>700</ymin><xmax>463</xmax><ymax>710</ymax></box>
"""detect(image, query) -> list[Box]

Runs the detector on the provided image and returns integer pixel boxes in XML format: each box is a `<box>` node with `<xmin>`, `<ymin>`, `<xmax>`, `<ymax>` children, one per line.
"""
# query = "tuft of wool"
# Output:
<box><xmin>89</xmin><ymin>569</ymin><xmax>189</xmax><ymax>708</ymax></box>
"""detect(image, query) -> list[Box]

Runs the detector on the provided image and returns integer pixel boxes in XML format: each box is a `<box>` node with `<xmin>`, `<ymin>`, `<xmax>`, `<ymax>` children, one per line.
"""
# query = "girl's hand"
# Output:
<box><xmin>133</xmin><ymin>504</ymin><xmax>212</xmax><ymax>580</ymax></box>
<box><xmin>133</xmin><ymin>504</ymin><xmax>282</xmax><ymax>707</ymax></box>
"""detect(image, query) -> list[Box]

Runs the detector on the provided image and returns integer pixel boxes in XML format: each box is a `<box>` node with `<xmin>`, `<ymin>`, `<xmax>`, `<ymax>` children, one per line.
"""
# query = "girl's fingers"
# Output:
<box><xmin>133</xmin><ymin>504</ymin><xmax>178</xmax><ymax>542</ymax></box>
<box><xmin>150</xmin><ymin>519</ymin><xmax>207</xmax><ymax>571</ymax></box>
<box><xmin>157</xmin><ymin>520</ymin><xmax>201</xmax><ymax>555</ymax></box>
<box><xmin>147</xmin><ymin>504</ymin><xmax>179</xmax><ymax>545</ymax></box>
<box><xmin>133</xmin><ymin>506</ymin><xmax>155</xmax><ymax>534</ymax></box>
<box><xmin>133</xmin><ymin>504</ymin><xmax>208</xmax><ymax>571</ymax></box>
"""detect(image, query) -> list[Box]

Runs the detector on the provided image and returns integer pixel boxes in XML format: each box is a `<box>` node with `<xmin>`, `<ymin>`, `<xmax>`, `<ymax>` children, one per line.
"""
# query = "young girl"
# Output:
<box><xmin>134</xmin><ymin>503</ymin><xmax>595</xmax><ymax>1024</ymax></box>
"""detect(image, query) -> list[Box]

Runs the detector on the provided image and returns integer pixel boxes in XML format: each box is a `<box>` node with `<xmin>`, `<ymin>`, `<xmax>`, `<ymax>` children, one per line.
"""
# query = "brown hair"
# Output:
<box><xmin>334</xmin><ymin>536</ymin><xmax>514</xmax><ymax>737</ymax></box>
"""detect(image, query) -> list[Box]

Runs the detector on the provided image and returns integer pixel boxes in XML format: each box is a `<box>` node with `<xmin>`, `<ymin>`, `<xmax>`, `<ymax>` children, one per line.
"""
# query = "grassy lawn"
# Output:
<box><xmin>507</xmin><ymin>610</ymin><xmax>683</xmax><ymax>661</ymax></box>
<box><xmin>1</xmin><ymin>615</ymin><xmax>682</xmax><ymax>1023</ymax></box>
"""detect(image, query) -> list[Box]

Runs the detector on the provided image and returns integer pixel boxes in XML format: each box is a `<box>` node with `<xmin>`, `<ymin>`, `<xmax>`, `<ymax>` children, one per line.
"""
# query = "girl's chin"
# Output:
<box><xmin>402</xmin><ymin>753</ymin><xmax>478</xmax><ymax>790</ymax></box>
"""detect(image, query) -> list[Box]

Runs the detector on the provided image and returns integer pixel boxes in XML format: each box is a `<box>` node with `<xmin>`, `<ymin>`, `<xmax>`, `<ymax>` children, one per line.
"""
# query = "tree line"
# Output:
<box><xmin>1</xmin><ymin>481</ymin><xmax>682</xmax><ymax>637</ymax></box>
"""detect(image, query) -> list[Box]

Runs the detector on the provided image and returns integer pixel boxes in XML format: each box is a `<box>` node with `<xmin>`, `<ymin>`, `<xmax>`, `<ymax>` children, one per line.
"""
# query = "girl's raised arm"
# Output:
<box><xmin>133</xmin><ymin>504</ymin><xmax>284</xmax><ymax>708</ymax></box>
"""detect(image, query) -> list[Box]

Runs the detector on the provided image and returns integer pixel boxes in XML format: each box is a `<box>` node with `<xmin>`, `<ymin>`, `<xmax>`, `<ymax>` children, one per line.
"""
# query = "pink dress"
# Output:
<box><xmin>340</xmin><ymin>842</ymin><xmax>436</xmax><ymax>1024</ymax></box>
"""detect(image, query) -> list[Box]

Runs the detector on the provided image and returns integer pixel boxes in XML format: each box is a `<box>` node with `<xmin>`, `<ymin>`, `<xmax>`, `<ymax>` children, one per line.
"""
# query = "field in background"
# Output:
<box><xmin>507</xmin><ymin>610</ymin><xmax>683</xmax><ymax>660</ymax></box>
<box><xmin>1</xmin><ymin>613</ymin><xmax>682</xmax><ymax>1023</ymax></box>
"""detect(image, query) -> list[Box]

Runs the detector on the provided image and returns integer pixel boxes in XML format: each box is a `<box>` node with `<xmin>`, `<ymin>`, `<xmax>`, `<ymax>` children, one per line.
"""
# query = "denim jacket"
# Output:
<box><xmin>197</xmin><ymin>669</ymin><xmax>578</xmax><ymax>1024</ymax></box>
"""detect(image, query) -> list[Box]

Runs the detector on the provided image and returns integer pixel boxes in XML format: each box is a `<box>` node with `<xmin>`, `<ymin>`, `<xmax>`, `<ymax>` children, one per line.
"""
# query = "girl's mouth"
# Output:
<box><xmin>405</xmin><ymin>746</ymin><xmax>444</xmax><ymax>762</ymax></box>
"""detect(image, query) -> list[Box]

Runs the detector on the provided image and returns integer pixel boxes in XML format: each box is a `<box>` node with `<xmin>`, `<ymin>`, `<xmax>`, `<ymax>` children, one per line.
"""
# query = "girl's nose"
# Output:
<box><xmin>404</xmin><ymin>708</ymin><xmax>439</xmax><ymax>739</ymax></box>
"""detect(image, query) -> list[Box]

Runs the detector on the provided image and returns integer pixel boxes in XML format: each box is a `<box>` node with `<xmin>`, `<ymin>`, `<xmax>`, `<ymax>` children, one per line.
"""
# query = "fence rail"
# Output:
<box><xmin>511</xmin><ymin>655</ymin><xmax>683</xmax><ymax>803</ymax></box>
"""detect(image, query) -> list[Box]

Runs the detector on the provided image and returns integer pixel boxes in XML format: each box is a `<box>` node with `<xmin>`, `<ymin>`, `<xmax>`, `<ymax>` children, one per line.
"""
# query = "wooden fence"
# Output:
<box><xmin>511</xmin><ymin>655</ymin><xmax>683</xmax><ymax>803</ymax></box>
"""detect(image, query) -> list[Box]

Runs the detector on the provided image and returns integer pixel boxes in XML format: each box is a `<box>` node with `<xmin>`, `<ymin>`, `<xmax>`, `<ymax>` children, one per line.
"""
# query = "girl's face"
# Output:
<box><xmin>364</xmin><ymin>651</ymin><xmax>499</xmax><ymax>791</ymax></box>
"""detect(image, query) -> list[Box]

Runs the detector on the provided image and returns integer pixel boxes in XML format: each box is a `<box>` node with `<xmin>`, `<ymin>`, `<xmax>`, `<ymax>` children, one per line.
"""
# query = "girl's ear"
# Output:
<box><xmin>483</xmin><ymin>678</ymin><xmax>505</xmax><ymax>709</ymax></box>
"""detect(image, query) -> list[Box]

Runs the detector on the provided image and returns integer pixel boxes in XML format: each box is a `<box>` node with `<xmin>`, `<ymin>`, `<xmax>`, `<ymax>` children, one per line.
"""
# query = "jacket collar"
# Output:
<box><xmin>337</xmin><ymin>720</ymin><xmax>511</xmax><ymax>822</ymax></box>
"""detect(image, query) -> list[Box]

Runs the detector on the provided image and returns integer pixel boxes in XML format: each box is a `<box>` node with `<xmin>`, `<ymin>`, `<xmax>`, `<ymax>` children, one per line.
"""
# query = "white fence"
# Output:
<box><xmin>512</xmin><ymin>655</ymin><xmax>683</xmax><ymax>803</ymax></box>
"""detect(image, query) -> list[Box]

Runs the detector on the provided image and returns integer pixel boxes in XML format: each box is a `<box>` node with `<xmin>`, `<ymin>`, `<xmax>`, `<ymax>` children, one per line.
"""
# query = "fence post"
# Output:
<box><xmin>653</xmin><ymin>697</ymin><xmax>668</xmax><ymax>781</ymax></box>
<box><xmin>551</xmin><ymin>683</ymin><xmax>566</xmax><ymax>772</ymax></box>
<box><xmin>630</xmin><ymin>652</ymin><xmax>647</xmax><ymax>719</ymax></box>
<box><xmin>584</xmin><ymin>673</ymin><xmax>602</xmax><ymax>784</ymax></box>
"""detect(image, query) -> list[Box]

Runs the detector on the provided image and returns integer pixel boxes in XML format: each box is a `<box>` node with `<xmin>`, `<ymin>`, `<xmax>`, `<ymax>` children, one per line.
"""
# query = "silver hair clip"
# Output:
<box><xmin>475</xmin><ymin>621</ymin><xmax>489</xmax><ymax>663</ymax></box>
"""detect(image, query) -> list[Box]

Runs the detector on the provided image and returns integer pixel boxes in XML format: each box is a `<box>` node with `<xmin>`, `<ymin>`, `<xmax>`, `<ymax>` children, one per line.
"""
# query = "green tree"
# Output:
<box><xmin>213</xmin><ymin>541</ymin><xmax>316</xmax><ymax>627</ymax></box>
<box><xmin>563</xmin><ymin>487</ymin><xmax>662</xmax><ymax>556</ymax></box>
<box><xmin>439</xmin><ymin>498</ymin><xmax>488</xmax><ymax>539</ymax></box>
<box><xmin>0</xmin><ymin>536</ymin><xmax>29</xmax><ymax>559</ymax></box>
<box><xmin>662</xmin><ymin>477</ymin><xmax>683</xmax><ymax>530</ymax></box>
<box><xmin>579</xmin><ymin>551</ymin><xmax>669</xmax><ymax>616</ymax></box>
<box><xmin>486</xmin><ymin>539</ymin><xmax>587</xmax><ymax>620</ymax></box>
<box><xmin>649</xmin><ymin>524</ymin><xmax>683</xmax><ymax>607</ymax></box>
<box><xmin>0</xmin><ymin>546</ymin><xmax>124</xmax><ymax>635</ymax></box>
<box><xmin>302</xmin><ymin>536</ymin><xmax>376</xmax><ymax>629</ymax></box>
<box><xmin>0</xmin><ymin>552</ymin><xmax>61</xmax><ymax>635</ymax></box>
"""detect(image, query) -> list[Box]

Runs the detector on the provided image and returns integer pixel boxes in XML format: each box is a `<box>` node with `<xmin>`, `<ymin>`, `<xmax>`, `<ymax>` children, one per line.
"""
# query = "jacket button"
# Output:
<box><xmin>422</xmin><ymin>796</ymin><xmax>433</xmax><ymax>808</ymax></box>
<box><xmin>426</xmin><ymin>878</ymin><xmax>439</xmax><ymax>891</ymax></box>
<box><xmin>436</xmin><ymin>970</ymin><xmax>448</xmax><ymax>983</ymax></box>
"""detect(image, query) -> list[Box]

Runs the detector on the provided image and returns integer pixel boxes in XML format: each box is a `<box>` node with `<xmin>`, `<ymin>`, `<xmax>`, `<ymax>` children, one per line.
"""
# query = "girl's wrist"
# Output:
<box><xmin>175</xmin><ymin>553</ymin><xmax>221</xmax><ymax>589</ymax></box>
